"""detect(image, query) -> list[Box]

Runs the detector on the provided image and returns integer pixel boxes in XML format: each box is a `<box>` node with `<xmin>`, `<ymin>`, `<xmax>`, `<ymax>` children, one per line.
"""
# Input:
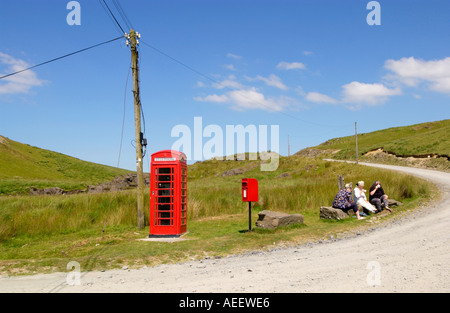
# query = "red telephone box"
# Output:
<box><xmin>149</xmin><ymin>150</ymin><xmax>187</xmax><ymax>237</ymax></box>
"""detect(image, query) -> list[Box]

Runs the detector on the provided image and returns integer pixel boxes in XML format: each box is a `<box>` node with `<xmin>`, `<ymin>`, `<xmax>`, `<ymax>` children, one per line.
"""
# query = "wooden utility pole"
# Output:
<box><xmin>129</xmin><ymin>29</ymin><xmax>145</xmax><ymax>229</ymax></box>
<box><xmin>355</xmin><ymin>122</ymin><xmax>359</xmax><ymax>165</ymax></box>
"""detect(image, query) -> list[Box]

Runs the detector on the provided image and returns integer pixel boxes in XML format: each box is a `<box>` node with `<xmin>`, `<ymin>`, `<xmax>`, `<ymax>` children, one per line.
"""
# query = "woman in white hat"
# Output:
<box><xmin>353</xmin><ymin>181</ymin><xmax>378</xmax><ymax>214</ymax></box>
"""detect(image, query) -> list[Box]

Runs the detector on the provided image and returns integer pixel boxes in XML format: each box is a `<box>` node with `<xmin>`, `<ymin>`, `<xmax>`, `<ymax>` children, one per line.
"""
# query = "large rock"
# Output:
<box><xmin>29</xmin><ymin>187</ymin><xmax>64</xmax><ymax>196</ymax></box>
<box><xmin>320</xmin><ymin>206</ymin><xmax>350</xmax><ymax>220</ymax></box>
<box><xmin>388</xmin><ymin>199</ymin><xmax>403</xmax><ymax>207</ymax></box>
<box><xmin>256</xmin><ymin>210</ymin><xmax>304</xmax><ymax>229</ymax></box>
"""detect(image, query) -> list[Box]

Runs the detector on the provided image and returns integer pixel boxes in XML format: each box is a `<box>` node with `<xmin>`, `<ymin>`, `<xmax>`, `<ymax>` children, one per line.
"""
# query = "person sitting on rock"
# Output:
<box><xmin>369</xmin><ymin>180</ymin><xmax>392</xmax><ymax>212</ymax></box>
<box><xmin>354</xmin><ymin>181</ymin><xmax>378</xmax><ymax>214</ymax></box>
<box><xmin>332</xmin><ymin>183</ymin><xmax>365</xmax><ymax>220</ymax></box>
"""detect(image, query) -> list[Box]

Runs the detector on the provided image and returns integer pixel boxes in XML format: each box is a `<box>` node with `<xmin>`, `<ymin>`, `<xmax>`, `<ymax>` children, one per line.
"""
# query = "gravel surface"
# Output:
<box><xmin>1</xmin><ymin>162</ymin><xmax>449</xmax><ymax>293</ymax></box>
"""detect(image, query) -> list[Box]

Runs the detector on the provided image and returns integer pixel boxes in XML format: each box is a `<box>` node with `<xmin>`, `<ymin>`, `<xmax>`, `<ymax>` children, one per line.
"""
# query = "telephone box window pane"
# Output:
<box><xmin>159</xmin><ymin>168</ymin><xmax>172</xmax><ymax>174</ymax></box>
<box><xmin>158</xmin><ymin>197</ymin><xmax>172</xmax><ymax>204</ymax></box>
<box><xmin>158</xmin><ymin>189</ymin><xmax>173</xmax><ymax>196</ymax></box>
<box><xmin>158</xmin><ymin>183</ymin><xmax>172</xmax><ymax>189</ymax></box>
<box><xmin>158</xmin><ymin>204</ymin><xmax>172</xmax><ymax>211</ymax></box>
<box><xmin>159</xmin><ymin>212</ymin><xmax>172</xmax><ymax>219</ymax></box>
<box><xmin>158</xmin><ymin>175</ymin><xmax>171</xmax><ymax>182</ymax></box>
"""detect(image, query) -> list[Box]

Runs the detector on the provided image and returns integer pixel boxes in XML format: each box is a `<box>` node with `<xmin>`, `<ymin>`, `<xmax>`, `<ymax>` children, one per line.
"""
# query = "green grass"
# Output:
<box><xmin>308</xmin><ymin>119</ymin><xmax>450</xmax><ymax>159</ymax></box>
<box><xmin>0</xmin><ymin>123</ymin><xmax>443</xmax><ymax>275</ymax></box>
<box><xmin>0</xmin><ymin>135</ymin><xmax>131</xmax><ymax>195</ymax></box>
<box><xmin>0</xmin><ymin>156</ymin><xmax>437</xmax><ymax>276</ymax></box>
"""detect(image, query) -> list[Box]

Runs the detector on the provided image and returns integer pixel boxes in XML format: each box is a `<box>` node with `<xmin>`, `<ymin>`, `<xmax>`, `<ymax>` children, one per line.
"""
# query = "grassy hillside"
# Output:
<box><xmin>297</xmin><ymin>119</ymin><xmax>450</xmax><ymax>171</ymax></box>
<box><xmin>187</xmin><ymin>156</ymin><xmax>433</xmax><ymax>219</ymax></box>
<box><xmin>0</xmin><ymin>135</ymin><xmax>131</xmax><ymax>195</ymax></box>
<box><xmin>0</xmin><ymin>123</ymin><xmax>441</xmax><ymax>275</ymax></box>
<box><xmin>0</xmin><ymin>154</ymin><xmax>436</xmax><ymax>274</ymax></box>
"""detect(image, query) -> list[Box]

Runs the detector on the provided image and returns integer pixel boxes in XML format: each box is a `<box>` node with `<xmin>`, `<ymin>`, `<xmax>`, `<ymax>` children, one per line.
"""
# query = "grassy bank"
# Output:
<box><xmin>296</xmin><ymin>119</ymin><xmax>450</xmax><ymax>172</ymax></box>
<box><xmin>312</xmin><ymin>119</ymin><xmax>449</xmax><ymax>158</ymax></box>
<box><xmin>0</xmin><ymin>135</ymin><xmax>131</xmax><ymax>195</ymax></box>
<box><xmin>0</xmin><ymin>157</ymin><xmax>437</xmax><ymax>275</ymax></box>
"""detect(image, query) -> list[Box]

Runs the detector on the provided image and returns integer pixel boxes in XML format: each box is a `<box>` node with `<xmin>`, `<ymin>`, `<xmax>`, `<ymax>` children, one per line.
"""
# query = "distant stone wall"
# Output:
<box><xmin>29</xmin><ymin>173</ymin><xmax>150</xmax><ymax>196</ymax></box>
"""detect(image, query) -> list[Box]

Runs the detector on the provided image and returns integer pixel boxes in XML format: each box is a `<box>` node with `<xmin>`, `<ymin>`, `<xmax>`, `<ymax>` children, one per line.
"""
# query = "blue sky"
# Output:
<box><xmin>1</xmin><ymin>0</ymin><xmax>449</xmax><ymax>171</ymax></box>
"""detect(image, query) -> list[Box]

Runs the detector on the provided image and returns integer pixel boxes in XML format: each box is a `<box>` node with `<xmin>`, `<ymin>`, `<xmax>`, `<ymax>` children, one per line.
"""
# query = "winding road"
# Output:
<box><xmin>1</xmin><ymin>162</ymin><xmax>449</xmax><ymax>293</ymax></box>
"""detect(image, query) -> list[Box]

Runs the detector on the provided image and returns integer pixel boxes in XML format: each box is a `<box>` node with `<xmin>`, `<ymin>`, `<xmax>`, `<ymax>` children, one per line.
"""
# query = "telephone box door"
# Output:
<box><xmin>150</xmin><ymin>150</ymin><xmax>187</xmax><ymax>237</ymax></box>
<box><xmin>151</xmin><ymin>166</ymin><xmax>177</xmax><ymax>235</ymax></box>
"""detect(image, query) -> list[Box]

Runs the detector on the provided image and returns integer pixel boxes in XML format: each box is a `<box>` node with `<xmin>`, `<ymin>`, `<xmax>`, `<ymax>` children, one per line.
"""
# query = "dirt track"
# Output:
<box><xmin>1</xmin><ymin>162</ymin><xmax>449</xmax><ymax>293</ymax></box>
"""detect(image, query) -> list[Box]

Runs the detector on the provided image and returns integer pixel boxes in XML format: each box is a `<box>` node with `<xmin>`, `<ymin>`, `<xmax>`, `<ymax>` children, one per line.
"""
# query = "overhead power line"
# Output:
<box><xmin>141</xmin><ymin>40</ymin><xmax>240</xmax><ymax>92</ymax></box>
<box><xmin>112</xmin><ymin>0</ymin><xmax>134</xmax><ymax>30</ymax></box>
<box><xmin>98</xmin><ymin>0</ymin><xmax>124</xmax><ymax>35</ymax></box>
<box><xmin>140</xmin><ymin>40</ymin><xmax>346</xmax><ymax>128</ymax></box>
<box><xmin>0</xmin><ymin>36</ymin><xmax>123</xmax><ymax>81</ymax></box>
<box><xmin>100</xmin><ymin>0</ymin><xmax>126</xmax><ymax>34</ymax></box>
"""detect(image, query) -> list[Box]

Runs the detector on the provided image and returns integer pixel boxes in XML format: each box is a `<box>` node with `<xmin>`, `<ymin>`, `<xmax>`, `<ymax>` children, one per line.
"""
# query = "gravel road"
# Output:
<box><xmin>1</xmin><ymin>162</ymin><xmax>449</xmax><ymax>293</ymax></box>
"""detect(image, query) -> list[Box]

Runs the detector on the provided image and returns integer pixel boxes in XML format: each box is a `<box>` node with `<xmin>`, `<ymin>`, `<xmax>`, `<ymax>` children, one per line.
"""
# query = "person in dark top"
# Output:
<box><xmin>333</xmin><ymin>183</ymin><xmax>365</xmax><ymax>220</ymax></box>
<box><xmin>369</xmin><ymin>180</ymin><xmax>391</xmax><ymax>212</ymax></box>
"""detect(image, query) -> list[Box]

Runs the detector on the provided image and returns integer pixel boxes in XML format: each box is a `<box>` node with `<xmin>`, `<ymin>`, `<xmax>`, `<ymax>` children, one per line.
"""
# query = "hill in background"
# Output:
<box><xmin>0</xmin><ymin>135</ymin><xmax>131</xmax><ymax>195</ymax></box>
<box><xmin>296</xmin><ymin>119</ymin><xmax>449</xmax><ymax>171</ymax></box>
<box><xmin>1</xmin><ymin>119</ymin><xmax>449</xmax><ymax>195</ymax></box>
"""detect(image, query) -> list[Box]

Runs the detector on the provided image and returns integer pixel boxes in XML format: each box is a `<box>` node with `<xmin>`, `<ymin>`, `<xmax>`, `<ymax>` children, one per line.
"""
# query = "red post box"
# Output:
<box><xmin>242</xmin><ymin>178</ymin><xmax>258</xmax><ymax>231</ymax></box>
<box><xmin>242</xmin><ymin>178</ymin><xmax>258</xmax><ymax>202</ymax></box>
<box><xmin>149</xmin><ymin>150</ymin><xmax>187</xmax><ymax>237</ymax></box>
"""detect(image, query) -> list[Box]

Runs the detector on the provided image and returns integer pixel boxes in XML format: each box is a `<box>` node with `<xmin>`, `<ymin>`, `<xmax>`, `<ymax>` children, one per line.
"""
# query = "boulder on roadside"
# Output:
<box><xmin>256</xmin><ymin>210</ymin><xmax>304</xmax><ymax>229</ymax></box>
<box><xmin>388</xmin><ymin>199</ymin><xmax>403</xmax><ymax>207</ymax></box>
<box><xmin>320</xmin><ymin>206</ymin><xmax>350</xmax><ymax>220</ymax></box>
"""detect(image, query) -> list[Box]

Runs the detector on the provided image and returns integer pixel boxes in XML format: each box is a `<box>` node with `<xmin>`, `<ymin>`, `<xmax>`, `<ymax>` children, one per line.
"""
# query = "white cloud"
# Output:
<box><xmin>194</xmin><ymin>94</ymin><xmax>228</xmax><ymax>103</ymax></box>
<box><xmin>194</xmin><ymin>87</ymin><xmax>299</xmax><ymax>112</ymax></box>
<box><xmin>342</xmin><ymin>81</ymin><xmax>401</xmax><ymax>105</ymax></box>
<box><xmin>306</xmin><ymin>91</ymin><xmax>337</xmax><ymax>104</ymax></box>
<box><xmin>0</xmin><ymin>52</ymin><xmax>45</xmax><ymax>95</ymax></box>
<box><xmin>303</xmin><ymin>51</ymin><xmax>313</xmax><ymax>56</ymax></box>
<box><xmin>276</xmin><ymin>61</ymin><xmax>306</xmax><ymax>70</ymax></box>
<box><xmin>303</xmin><ymin>83</ymin><xmax>400</xmax><ymax>108</ymax></box>
<box><xmin>295</xmin><ymin>85</ymin><xmax>306</xmax><ymax>96</ymax></box>
<box><xmin>226</xmin><ymin>53</ymin><xmax>242</xmax><ymax>60</ymax></box>
<box><xmin>299</xmin><ymin>56</ymin><xmax>450</xmax><ymax>110</ymax></box>
<box><xmin>245</xmin><ymin>74</ymin><xmax>288</xmax><ymax>90</ymax></box>
<box><xmin>227</xmin><ymin>88</ymin><xmax>297</xmax><ymax>112</ymax></box>
<box><xmin>212</xmin><ymin>75</ymin><xmax>244</xmax><ymax>90</ymax></box>
<box><xmin>384</xmin><ymin>56</ymin><xmax>450</xmax><ymax>94</ymax></box>
<box><xmin>224</xmin><ymin>64</ymin><xmax>237</xmax><ymax>71</ymax></box>
<box><xmin>196</xmin><ymin>81</ymin><xmax>206</xmax><ymax>88</ymax></box>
